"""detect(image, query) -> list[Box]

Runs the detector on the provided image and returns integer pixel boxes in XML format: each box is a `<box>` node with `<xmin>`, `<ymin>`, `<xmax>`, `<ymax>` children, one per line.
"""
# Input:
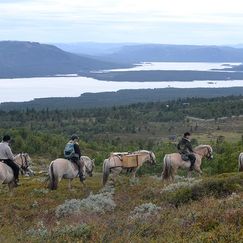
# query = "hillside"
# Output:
<box><xmin>1</xmin><ymin>96</ymin><xmax>243</xmax><ymax>242</ymax></box>
<box><xmin>1</xmin><ymin>172</ymin><xmax>243</xmax><ymax>242</ymax></box>
<box><xmin>100</xmin><ymin>44</ymin><xmax>243</xmax><ymax>63</ymax></box>
<box><xmin>0</xmin><ymin>41</ymin><xmax>127</xmax><ymax>78</ymax></box>
<box><xmin>1</xmin><ymin>87</ymin><xmax>243</xmax><ymax>111</ymax></box>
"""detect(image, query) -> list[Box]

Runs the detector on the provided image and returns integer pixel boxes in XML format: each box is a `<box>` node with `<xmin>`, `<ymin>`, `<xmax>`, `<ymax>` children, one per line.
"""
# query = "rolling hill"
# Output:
<box><xmin>0</xmin><ymin>41</ymin><xmax>128</xmax><ymax>78</ymax></box>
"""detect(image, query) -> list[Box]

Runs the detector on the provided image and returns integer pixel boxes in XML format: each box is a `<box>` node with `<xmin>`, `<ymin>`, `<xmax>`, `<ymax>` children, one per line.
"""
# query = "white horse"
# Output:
<box><xmin>239</xmin><ymin>152</ymin><xmax>243</xmax><ymax>171</ymax></box>
<box><xmin>0</xmin><ymin>153</ymin><xmax>33</xmax><ymax>191</ymax></box>
<box><xmin>102</xmin><ymin>150</ymin><xmax>156</xmax><ymax>185</ymax></box>
<box><xmin>162</xmin><ymin>145</ymin><xmax>213</xmax><ymax>181</ymax></box>
<box><xmin>48</xmin><ymin>156</ymin><xmax>95</xmax><ymax>190</ymax></box>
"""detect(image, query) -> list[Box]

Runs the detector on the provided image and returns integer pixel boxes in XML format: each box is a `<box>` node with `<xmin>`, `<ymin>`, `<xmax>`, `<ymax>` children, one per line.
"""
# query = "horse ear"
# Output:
<box><xmin>92</xmin><ymin>159</ymin><xmax>95</xmax><ymax>165</ymax></box>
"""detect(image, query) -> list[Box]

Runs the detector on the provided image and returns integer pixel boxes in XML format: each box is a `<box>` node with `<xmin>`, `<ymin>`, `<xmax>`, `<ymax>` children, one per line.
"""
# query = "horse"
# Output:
<box><xmin>238</xmin><ymin>153</ymin><xmax>243</xmax><ymax>172</ymax></box>
<box><xmin>0</xmin><ymin>153</ymin><xmax>33</xmax><ymax>191</ymax></box>
<box><xmin>48</xmin><ymin>156</ymin><xmax>95</xmax><ymax>190</ymax></box>
<box><xmin>162</xmin><ymin>145</ymin><xmax>213</xmax><ymax>182</ymax></box>
<box><xmin>102</xmin><ymin>150</ymin><xmax>156</xmax><ymax>185</ymax></box>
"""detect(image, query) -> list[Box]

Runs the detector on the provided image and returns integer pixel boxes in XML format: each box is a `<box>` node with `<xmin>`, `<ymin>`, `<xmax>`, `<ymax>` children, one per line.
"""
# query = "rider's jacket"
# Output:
<box><xmin>177</xmin><ymin>137</ymin><xmax>193</xmax><ymax>154</ymax></box>
<box><xmin>0</xmin><ymin>141</ymin><xmax>14</xmax><ymax>160</ymax></box>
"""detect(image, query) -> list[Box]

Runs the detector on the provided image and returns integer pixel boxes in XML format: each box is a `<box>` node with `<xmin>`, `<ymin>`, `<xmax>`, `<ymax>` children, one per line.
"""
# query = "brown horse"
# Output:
<box><xmin>162</xmin><ymin>145</ymin><xmax>213</xmax><ymax>181</ymax></box>
<box><xmin>102</xmin><ymin>150</ymin><xmax>156</xmax><ymax>185</ymax></box>
<box><xmin>0</xmin><ymin>153</ymin><xmax>33</xmax><ymax>191</ymax></box>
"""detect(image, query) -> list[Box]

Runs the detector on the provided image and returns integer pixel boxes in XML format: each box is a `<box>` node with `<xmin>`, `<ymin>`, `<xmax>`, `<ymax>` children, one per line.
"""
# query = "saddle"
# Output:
<box><xmin>180</xmin><ymin>154</ymin><xmax>190</xmax><ymax>162</ymax></box>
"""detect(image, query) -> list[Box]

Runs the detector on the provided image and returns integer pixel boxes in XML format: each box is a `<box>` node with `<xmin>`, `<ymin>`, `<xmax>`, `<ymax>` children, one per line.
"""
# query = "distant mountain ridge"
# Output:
<box><xmin>0</xmin><ymin>41</ymin><xmax>127</xmax><ymax>78</ymax></box>
<box><xmin>99</xmin><ymin>44</ymin><xmax>243</xmax><ymax>63</ymax></box>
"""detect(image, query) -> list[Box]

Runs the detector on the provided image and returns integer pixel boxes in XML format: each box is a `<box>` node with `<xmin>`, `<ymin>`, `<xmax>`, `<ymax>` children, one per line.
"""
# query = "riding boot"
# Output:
<box><xmin>77</xmin><ymin>162</ymin><xmax>85</xmax><ymax>182</ymax></box>
<box><xmin>79</xmin><ymin>167</ymin><xmax>86</xmax><ymax>182</ymax></box>
<box><xmin>15</xmin><ymin>178</ymin><xmax>20</xmax><ymax>186</ymax></box>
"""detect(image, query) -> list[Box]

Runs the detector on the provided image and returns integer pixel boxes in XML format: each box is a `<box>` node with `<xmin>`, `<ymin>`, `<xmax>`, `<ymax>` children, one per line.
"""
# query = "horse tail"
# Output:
<box><xmin>239</xmin><ymin>153</ymin><xmax>243</xmax><ymax>172</ymax></box>
<box><xmin>103</xmin><ymin>159</ymin><xmax>110</xmax><ymax>186</ymax></box>
<box><xmin>48</xmin><ymin>162</ymin><xmax>58</xmax><ymax>190</ymax></box>
<box><xmin>162</xmin><ymin>154</ymin><xmax>173</xmax><ymax>180</ymax></box>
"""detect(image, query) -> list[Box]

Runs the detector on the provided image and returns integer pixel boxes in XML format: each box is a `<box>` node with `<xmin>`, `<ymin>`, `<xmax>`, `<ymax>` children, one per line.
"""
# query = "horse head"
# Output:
<box><xmin>205</xmin><ymin>145</ymin><xmax>213</xmax><ymax>160</ymax></box>
<box><xmin>15</xmin><ymin>153</ymin><xmax>34</xmax><ymax>176</ymax></box>
<box><xmin>195</xmin><ymin>145</ymin><xmax>213</xmax><ymax>160</ymax></box>
<box><xmin>149</xmin><ymin>151</ymin><xmax>157</xmax><ymax>165</ymax></box>
<box><xmin>84</xmin><ymin>157</ymin><xmax>95</xmax><ymax>177</ymax></box>
<box><xmin>137</xmin><ymin>150</ymin><xmax>156</xmax><ymax>165</ymax></box>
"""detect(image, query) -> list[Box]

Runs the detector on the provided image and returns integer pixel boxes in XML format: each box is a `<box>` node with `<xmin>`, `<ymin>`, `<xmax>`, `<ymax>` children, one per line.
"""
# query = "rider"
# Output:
<box><xmin>0</xmin><ymin>135</ymin><xmax>20</xmax><ymax>186</ymax></box>
<box><xmin>177</xmin><ymin>132</ymin><xmax>196</xmax><ymax>171</ymax></box>
<box><xmin>64</xmin><ymin>134</ymin><xmax>85</xmax><ymax>182</ymax></box>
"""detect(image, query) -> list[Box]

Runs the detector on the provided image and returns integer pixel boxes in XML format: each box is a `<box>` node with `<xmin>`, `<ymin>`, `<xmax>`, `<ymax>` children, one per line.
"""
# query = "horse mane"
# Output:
<box><xmin>195</xmin><ymin>145</ymin><xmax>212</xmax><ymax>152</ymax></box>
<box><xmin>134</xmin><ymin>150</ymin><xmax>151</xmax><ymax>154</ymax></box>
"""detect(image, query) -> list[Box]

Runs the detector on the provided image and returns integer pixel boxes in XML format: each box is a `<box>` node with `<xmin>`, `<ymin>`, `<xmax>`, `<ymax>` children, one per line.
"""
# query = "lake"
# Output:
<box><xmin>0</xmin><ymin>62</ymin><xmax>242</xmax><ymax>103</ymax></box>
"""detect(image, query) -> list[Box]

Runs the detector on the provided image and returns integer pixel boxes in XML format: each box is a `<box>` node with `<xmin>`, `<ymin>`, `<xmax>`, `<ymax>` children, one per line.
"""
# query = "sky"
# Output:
<box><xmin>1</xmin><ymin>0</ymin><xmax>243</xmax><ymax>45</ymax></box>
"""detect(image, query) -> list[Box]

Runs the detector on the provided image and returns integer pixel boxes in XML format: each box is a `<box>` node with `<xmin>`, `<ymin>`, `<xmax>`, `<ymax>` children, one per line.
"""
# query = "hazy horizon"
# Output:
<box><xmin>1</xmin><ymin>0</ymin><xmax>243</xmax><ymax>45</ymax></box>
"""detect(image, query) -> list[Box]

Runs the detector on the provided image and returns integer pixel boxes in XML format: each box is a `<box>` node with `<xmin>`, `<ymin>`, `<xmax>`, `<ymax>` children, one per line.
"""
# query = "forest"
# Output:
<box><xmin>1</xmin><ymin>95</ymin><xmax>243</xmax><ymax>175</ymax></box>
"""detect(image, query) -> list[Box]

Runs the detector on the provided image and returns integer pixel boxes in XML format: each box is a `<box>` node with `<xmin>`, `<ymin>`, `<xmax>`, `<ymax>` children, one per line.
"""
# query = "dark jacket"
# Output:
<box><xmin>73</xmin><ymin>143</ymin><xmax>81</xmax><ymax>159</ymax></box>
<box><xmin>177</xmin><ymin>137</ymin><xmax>193</xmax><ymax>154</ymax></box>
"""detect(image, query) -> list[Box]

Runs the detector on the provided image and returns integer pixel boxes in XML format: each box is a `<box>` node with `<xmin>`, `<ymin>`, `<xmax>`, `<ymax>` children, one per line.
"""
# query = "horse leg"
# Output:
<box><xmin>194</xmin><ymin>167</ymin><xmax>203</xmax><ymax>176</ymax></box>
<box><xmin>68</xmin><ymin>179</ymin><xmax>72</xmax><ymax>191</ymax></box>
<box><xmin>8</xmin><ymin>181</ymin><xmax>16</xmax><ymax>196</ymax></box>
<box><xmin>110</xmin><ymin>168</ymin><xmax>122</xmax><ymax>186</ymax></box>
<box><xmin>187</xmin><ymin>170</ymin><xmax>192</xmax><ymax>178</ymax></box>
<box><xmin>131</xmin><ymin>168</ymin><xmax>137</xmax><ymax>179</ymax></box>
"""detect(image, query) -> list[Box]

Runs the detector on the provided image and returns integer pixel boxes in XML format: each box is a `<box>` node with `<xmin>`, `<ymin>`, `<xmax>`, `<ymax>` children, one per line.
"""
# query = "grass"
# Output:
<box><xmin>1</xmin><ymin>172</ymin><xmax>243</xmax><ymax>242</ymax></box>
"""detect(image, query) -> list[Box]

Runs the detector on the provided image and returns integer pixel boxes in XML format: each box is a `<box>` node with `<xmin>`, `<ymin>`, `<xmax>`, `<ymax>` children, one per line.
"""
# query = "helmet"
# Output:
<box><xmin>70</xmin><ymin>134</ymin><xmax>79</xmax><ymax>140</ymax></box>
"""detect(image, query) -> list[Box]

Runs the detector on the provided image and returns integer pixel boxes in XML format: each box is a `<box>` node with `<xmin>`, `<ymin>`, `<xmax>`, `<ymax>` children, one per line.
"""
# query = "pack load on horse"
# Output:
<box><xmin>110</xmin><ymin>152</ymin><xmax>146</xmax><ymax>168</ymax></box>
<box><xmin>162</xmin><ymin>144</ymin><xmax>213</xmax><ymax>181</ymax></box>
<box><xmin>48</xmin><ymin>156</ymin><xmax>95</xmax><ymax>190</ymax></box>
<box><xmin>102</xmin><ymin>150</ymin><xmax>156</xmax><ymax>185</ymax></box>
<box><xmin>63</xmin><ymin>134</ymin><xmax>85</xmax><ymax>182</ymax></box>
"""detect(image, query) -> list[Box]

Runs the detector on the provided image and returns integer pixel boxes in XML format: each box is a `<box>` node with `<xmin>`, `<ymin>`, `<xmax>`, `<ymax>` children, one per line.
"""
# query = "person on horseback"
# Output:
<box><xmin>64</xmin><ymin>134</ymin><xmax>85</xmax><ymax>182</ymax></box>
<box><xmin>0</xmin><ymin>135</ymin><xmax>20</xmax><ymax>186</ymax></box>
<box><xmin>177</xmin><ymin>132</ymin><xmax>196</xmax><ymax>171</ymax></box>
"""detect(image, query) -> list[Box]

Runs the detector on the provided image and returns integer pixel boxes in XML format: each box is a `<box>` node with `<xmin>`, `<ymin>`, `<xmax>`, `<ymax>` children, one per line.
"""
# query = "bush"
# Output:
<box><xmin>162</xmin><ymin>173</ymin><xmax>243</xmax><ymax>206</ymax></box>
<box><xmin>129</xmin><ymin>203</ymin><xmax>161</xmax><ymax>221</ymax></box>
<box><xmin>55</xmin><ymin>199</ymin><xmax>81</xmax><ymax>218</ymax></box>
<box><xmin>56</xmin><ymin>186</ymin><xmax>116</xmax><ymax>218</ymax></box>
<box><xmin>51</xmin><ymin>224</ymin><xmax>91</xmax><ymax>240</ymax></box>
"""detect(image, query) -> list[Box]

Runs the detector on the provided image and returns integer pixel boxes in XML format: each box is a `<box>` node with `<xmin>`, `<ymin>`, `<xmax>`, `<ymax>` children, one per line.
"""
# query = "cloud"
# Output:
<box><xmin>0</xmin><ymin>0</ymin><xmax>243</xmax><ymax>44</ymax></box>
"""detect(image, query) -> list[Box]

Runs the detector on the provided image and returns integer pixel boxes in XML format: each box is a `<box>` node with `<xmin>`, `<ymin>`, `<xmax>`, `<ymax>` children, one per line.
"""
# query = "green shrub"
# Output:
<box><xmin>162</xmin><ymin>173</ymin><xmax>243</xmax><ymax>206</ymax></box>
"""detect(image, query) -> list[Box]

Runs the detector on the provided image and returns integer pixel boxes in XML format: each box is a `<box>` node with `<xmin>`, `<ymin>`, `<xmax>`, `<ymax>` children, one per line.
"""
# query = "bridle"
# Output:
<box><xmin>149</xmin><ymin>152</ymin><xmax>156</xmax><ymax>164</ymax></box>
<box><xmin>19</xmin><ymin>153</ymin><xmax>30</xmax><ymax>171</ymax></box>
<box><xmin>205</xmin><ymin>147</ymin><xmax>213</xmax><ymax>160</ymax></box>
<box><xmin>84</xmin><ymin>160</ymin><xmax>94</xmax><ymax>176</ymax></box>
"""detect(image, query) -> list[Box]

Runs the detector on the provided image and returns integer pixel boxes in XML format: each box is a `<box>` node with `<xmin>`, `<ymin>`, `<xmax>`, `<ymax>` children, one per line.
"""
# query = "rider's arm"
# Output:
<box><xmin>74</xmin><ymin>144</ymin><xmax>81</xmax><ymax>159</ymax></box>
<box><xmin>6</xmin><ymin>145</ymin><xmax>15</xmax><ymax>161</ymax></box>
<box><xmin>186</xmin><ymin>142</ymin><xmax>194</xmax><ymax>153</ymax></box>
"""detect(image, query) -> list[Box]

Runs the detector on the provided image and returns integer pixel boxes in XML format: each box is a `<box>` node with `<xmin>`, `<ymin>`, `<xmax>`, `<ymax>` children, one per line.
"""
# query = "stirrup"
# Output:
<box><xmin>15</xmin><ymin>180</ymin><xmax>20</xmax><ymax>186</ymax></box>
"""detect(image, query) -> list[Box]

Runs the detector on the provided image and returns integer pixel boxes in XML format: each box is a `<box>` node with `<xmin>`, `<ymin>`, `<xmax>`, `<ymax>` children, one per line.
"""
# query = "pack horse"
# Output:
<box><xmin>102</xmin><ymin>150</ymin><xmax>156</xmax><ymax>185</ymax></box>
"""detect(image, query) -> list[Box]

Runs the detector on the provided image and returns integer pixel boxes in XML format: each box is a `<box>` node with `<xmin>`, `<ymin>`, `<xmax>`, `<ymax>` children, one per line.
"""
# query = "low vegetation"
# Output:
<box><xmin>1</xmin><ymin>96</ymin><xmax>243</xmax><ymax>241</ymax></box>
<box><xmin>1</xmin><ymin>173</ymin><xmax>243</xmax><ymax>242</ymax></box>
